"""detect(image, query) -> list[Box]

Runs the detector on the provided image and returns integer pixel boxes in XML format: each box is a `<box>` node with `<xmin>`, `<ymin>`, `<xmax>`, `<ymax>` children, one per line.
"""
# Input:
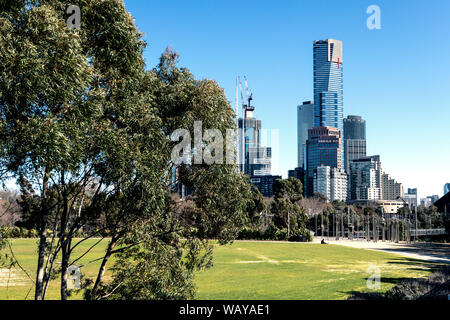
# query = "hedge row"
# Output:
<box><xmin>0</xmin><ymin>226</ymin><xmax>39</xmax><ymax>238</ymax></box>
<box><xmin>0</xmin><ymin>227</ymin><xmax>85</xmax><ymax>239</ymax></box>
<box><xmin>237</xmin><ymin>226</ymin><xmax>313</xmax><ymax>242</ymax></box>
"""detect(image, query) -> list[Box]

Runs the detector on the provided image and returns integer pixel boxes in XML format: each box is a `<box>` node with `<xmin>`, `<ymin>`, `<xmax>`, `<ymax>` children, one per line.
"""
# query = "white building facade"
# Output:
<box><xmin>313</xmin><ymin>165</ymin><xmax>347</xmax><ymax>201</ymax></box>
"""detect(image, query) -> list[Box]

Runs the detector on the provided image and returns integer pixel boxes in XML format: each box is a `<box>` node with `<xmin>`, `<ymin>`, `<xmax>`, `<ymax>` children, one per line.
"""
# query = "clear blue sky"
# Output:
<box><xmin>123</xmin><ymin>0</ymin><xmax>450</xmax><ymax>200</ymax></box>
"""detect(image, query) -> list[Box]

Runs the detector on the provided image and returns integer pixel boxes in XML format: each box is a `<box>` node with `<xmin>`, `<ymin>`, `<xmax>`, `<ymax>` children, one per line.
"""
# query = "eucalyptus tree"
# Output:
<box><xmin>90</xmin><ymin>50</ymin><xmax>254</xmax><ymax>300</ymax></box>
<box><xmin>271</xmin><ymin>178</ymin><xmax>307</xmax><ymax>238</ymax></box>
<box><xmin>0</xmin><ymin>0</ymin><xmax>151</xmax><ymax>300</ymax></box>
<box><xmin>1</xmin><ymin>0</ymin><xmax>253</xmax><ymax>301</ymax></box>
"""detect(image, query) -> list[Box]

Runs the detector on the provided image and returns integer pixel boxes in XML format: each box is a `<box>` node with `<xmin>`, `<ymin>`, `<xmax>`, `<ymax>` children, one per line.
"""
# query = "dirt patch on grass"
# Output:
<box><xmin>0</xmin><ymin>268</ymin><xmax>28</xmax><ymax>287</ymax></box>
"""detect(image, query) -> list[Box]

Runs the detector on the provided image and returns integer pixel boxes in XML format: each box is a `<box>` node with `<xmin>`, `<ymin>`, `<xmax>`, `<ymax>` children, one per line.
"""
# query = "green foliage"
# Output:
<box><xmin>1</xmin><ymin>0</ymin><xmax>255</xmax><ymax>300</ymax></box>
<box><xmin>245</xmin><ymin>185</ymin><xmax>267</xmax><ymax>227</ymax></box>
<box><xmin>271</xmin><ymin>177</ymin><xmax>307</xmax><ymax>237</ymax></box>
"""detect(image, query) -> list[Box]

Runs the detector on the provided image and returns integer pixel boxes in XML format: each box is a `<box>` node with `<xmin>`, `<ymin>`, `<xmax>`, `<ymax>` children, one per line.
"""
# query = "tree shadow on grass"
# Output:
<box><xmin>385</xmin><ymin>257</ymin><xmax>446</xmax><ymax>273</ymax></box>
<box><xmin>341</xmin><ymin>258</ymin><xmax>449</xmax><ymax>300</ymax></box>
<box><xmin>373</xmin><ymin>243</ymin><xmax>450</xmax><ymax>262</ymax></box>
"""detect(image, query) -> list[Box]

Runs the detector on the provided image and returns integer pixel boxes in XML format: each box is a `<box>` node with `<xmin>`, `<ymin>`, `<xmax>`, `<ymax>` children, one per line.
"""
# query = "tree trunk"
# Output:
<box><xmin>35</xmin><ymin>169</ymin><xmax>50</xmax><ymax>300</ymax></box>
<box><xmin>60</xmin><ymin>172</ymin><xmax>69</xmax><ymax>300</ymax></box>
<box><xmin>90</xmin><ymin>238</ymin><xmax>117</xmax><ymax>299</ymax></box>
<box><xmin>60</xmin><ymin>242</ymin><xmax>69</xmax><ymax>300</ymax></box>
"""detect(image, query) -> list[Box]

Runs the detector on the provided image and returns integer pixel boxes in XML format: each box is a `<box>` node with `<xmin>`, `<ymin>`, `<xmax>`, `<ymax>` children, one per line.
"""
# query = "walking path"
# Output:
<box><xmin>313</xmin><ymin>238</ymin><xmax>450</xmax><ymax>264</ymax></box>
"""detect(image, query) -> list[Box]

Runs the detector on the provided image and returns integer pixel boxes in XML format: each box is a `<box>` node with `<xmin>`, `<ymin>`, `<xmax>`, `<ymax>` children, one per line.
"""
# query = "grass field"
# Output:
<box><xmin>0</xmin><ymin>239</ymin><xmax>444</xmax><ymax>300</ymax></box>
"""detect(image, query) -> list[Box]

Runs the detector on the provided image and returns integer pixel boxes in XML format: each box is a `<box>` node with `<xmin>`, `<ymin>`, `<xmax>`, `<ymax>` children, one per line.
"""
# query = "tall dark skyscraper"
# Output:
<box><xmin>297</xmin><ymin>101</ymin><xmax>314</xmax><ymax>168</ymax></box>
<box><xmin>343</xmin><ymin>115</ymin><xmax>367</xmax><ymax>173</ymax></box>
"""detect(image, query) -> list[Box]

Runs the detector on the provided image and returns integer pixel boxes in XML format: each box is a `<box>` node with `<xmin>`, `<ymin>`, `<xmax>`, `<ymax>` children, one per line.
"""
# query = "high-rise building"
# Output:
<box><xmin>313</xmin><ymin>165</ymin><xmax>331</xmax><ymax>200</ymax></box>
<box><xmin>313</xmin><ymin>165</ymin><xmax>347</xmax><ymax>201</ymax></box>
<box><xmin>420</xmin><ymin>195</ymin><xmax>439</xmax><ymax>207</ymax></box>
<box><xmin>305</xmin><ymin>126</ymin><xmax>342</xmax><ymax>196</ymax></box>
<box><xmin>420</xmin><ymin>197</ymin><xmax>432</xmax><ymax>207</ymax></box>
<box><xmin>348</xmin><ymin>155</ymin><xmax>382</xmax><ymax>201</ymax></box>
<box><xmin>313</xmin><ymin>39</ymin><xmax>344</xmax><ymax>132</ymax></box>
<box><xmin>297</xmin><ymin>101</ymin><xmax>314</xmax><ymax>168</ymax></box>
<box><xmin>343</xmin><ymin>115</ymin><xmax>366</xmax><ymax>173</ymax></box>
<box><xmin>331</xmin><ymin>168</ymin><xmax>348</xmax><ymax>201</ymax></box>
<box><xmin>250</xmin><ymin>175</ymin><xmax>281</xmax><ymax>198</ymax></box>
<box><xmin>238</xmin><ymin>97</ymin><xmax>278</xmax><ymax>196</ymax></box>
<box><xmin>247</xmin><ymin>146</ymin><xmax>271</xmax><ymax>176</ymax></box>
<box><xmin>238</xmin><ymin>116</ymin><xmax>271</xmax><ymax>177</ymax></box>
<box><xmin>430</xmin><ymin>195</ymin><xmax>440</xmax><ymax>203</ymax></box>
<box><xmin>404</xmin><ymin>188</ymin><xmax>418</xmax><ymax>209</ymax></box>
<box><xmin>382</xmin><ymin>173</ymin><xmax>404</xmax><ymax>201</ymax></box>
<box><xmin>444</xmin><ymin>183</ymin><xmax>450</xmax><ymax>196</ymax></box>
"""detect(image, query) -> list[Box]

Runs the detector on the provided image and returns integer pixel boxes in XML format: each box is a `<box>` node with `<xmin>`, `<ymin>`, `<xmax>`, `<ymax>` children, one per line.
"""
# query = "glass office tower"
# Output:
<box><xmin>297</xmin><ymin>101</ymin><xmax>314</xmax><ymax>168</ymax></box>
<box><xmin>343</xmin><ymin>115</ymin><xmax>367</xmax><ymax>173</ymax></box>
<box><xmin>305</xmin><ymin>126</ymin><xmax>342</xmax><ymax>196</ymax></box>
<box><xmin>313</xmin><ymin>39</ymin><xmax>344</xmax><ymax>132</ymax></box>
<box><xmin>444</xmin><ymin>183</ymin><xmax>450</xmax><ymax>196</ymax></box>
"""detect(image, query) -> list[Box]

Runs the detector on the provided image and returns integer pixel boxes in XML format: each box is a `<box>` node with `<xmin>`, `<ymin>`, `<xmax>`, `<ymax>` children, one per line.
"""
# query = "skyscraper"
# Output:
<box><xmin>313</xmin><ymin>39</ymin><xmax>344</xmax><ymax>132</ymax></box>
<box><xmin>382</xmin><ymin>173</ymin><xmax>404</xmax><ymax>201</ymax></box>
<box><xmin>313</xmin><ymin>165</ymin><xmax>347</xmax><ymax>201</ymax></box>
<box><xmin>297</xmin><ymin>101</ymin><xmax>314</xmax><ymax>168</ymax></box>
<box><xmin>343</xmin><ymin>115</ymin><xmax>367</xmax><ymax>173</ymax></box>
<box><xmin>348</xmin><ymin>155</ymin><xmax>382</xmax><ymax>201</ymax></box>
<box><xmin>238</xmin><ymin>99</ymin><xmax>278</xmax><ymax>196</ymax></box>
<box><xmin>238</xmin><ymin>116</ymin><xmax>271</xmax><ymax>177</ymax></box>
<box><xmin>404</xmin><ymin>188</ymin><xmax>418</xmax><ymax>208</ymax></box>
<box><xmin>314</xmin><ymin>165</ymin><xmax>331</xmax><ymax>200</ymax></box>
<box><xmin>444</xmin><ymin>183</ymin><xmax>450</xmax><ymax>196</ymax></box>
<box><xmin>305</xmin><ymin>126</ymin><xmax>342</xmax><ymax>196</ymax></box>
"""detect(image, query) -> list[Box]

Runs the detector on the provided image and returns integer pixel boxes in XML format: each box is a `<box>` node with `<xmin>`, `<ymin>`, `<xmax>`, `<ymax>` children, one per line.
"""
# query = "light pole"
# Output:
<box><xmin>414</xmin><ymin>205</ymin><xmax>418</xmax><ymax>242</ymax></box>
<box><xmin>287</xmin><ymin>210</ymin><xmax>290</xmax><ymax>239</ymax></box>
<box><xmin>321</xmin><ymin>210</ymin><xmax>324</xmax><ymax>238</ymax></box>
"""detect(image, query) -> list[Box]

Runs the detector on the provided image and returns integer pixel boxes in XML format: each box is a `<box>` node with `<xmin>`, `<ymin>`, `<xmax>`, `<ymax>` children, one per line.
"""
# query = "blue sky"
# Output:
<box><xmin>123</xmin><ymin>0</ymin><xmax>450</xmax><ymax>200</ymax></box>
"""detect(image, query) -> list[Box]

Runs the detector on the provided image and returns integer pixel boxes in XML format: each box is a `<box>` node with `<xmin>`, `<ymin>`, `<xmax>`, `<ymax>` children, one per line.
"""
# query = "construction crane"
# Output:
<box><xmin>238</xmin><ymin>77</ymin><xmax>245</xmax><ymax>173</ymax></box>
<box><xmin>235</xmin><ymin>78</ymin><xmax>239</xmax><ymax>173</ymax></box>
<box><xmin>243</xmin><ymin>76</ymin><xmax>254</xmax><ymax>111</ymax></box>
<box><xmin>236</xmin><ymin>76</ymin><xmax>255</xmax><ymax>174</ymax></box>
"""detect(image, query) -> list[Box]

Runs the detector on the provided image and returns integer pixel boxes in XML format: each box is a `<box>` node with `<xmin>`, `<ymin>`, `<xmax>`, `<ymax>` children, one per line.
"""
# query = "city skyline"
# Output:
<box><xmin>3</xmin><ymin>1</ymin><xmax>449</xmax><ymax>201</ymax></box>
<box><xmin>120</xmin><ymin>0</ymin><xmax>449</xmax><ymax>201</ymax></box>
<box><xmin>2</xmin><ymin>0</ymin><xmax>449</xmax><ymax>305</ymax></box>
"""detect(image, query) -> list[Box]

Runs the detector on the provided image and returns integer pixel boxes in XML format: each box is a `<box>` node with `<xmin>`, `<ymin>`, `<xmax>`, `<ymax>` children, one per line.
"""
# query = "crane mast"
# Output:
<box><xmin>237</xmin><ymin>76</ymin><xmax>255</xmax><ymax>174</ymax></box>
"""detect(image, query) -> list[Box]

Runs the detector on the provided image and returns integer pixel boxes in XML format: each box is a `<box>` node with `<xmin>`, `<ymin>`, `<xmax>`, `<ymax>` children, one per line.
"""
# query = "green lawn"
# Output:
<box><xmin>0</xmin><ymin>239</ymin><xmax>443</xmax><ymax>300</ymax></box>
<box><xmin>0</xmin><ymin>238</ymin><xmax>110</xmax><ymax>300</ymax></box>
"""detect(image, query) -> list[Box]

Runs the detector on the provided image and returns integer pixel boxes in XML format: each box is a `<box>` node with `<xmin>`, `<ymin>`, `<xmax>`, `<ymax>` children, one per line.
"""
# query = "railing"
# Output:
<box><xmin>410</xmin><ymin>229</ymin><xmax>447</xmax><ymax>236</ymax></box>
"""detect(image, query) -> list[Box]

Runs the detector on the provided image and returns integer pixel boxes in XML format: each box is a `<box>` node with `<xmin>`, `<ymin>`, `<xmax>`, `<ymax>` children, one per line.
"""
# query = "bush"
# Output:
<box><xmin>0</xmin><ymin>226</ymin><xmax>12</xmax><ymax>238</ymax></box>
<box><xmin>275</xmin><ymin>228</ymin><xmax>288</xmax><ymax>240</ymax></box>
<box><xmin>28</xmin><ymin>229</ymin><xmax>38</xmax><ymax>238</ymax></box>
<box><xmin>0</xmin><ymin>226</ymin><xmax>40</xmax><ymax>238</ymax></box>
<box><xmin>11</xmin><ymin>227</ymin><xmax>21</xmax><ymax>238</ymax></box>
<box><xmin>236</xmin><ymin>225</ymin><xmax>313</xmax><ymax>242</ymax></box>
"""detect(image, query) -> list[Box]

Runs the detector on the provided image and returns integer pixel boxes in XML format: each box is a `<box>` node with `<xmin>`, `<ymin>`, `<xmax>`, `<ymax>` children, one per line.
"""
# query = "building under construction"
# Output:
<box><xmin>236</xmin><ymin>77</ymin><xmax>280</xmax><ymax>197</ymax></box>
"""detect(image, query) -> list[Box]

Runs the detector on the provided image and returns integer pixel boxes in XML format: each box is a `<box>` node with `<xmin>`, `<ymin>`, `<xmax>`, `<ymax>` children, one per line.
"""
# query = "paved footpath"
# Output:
<box><xmin>313</xmin><ymin>238</ymin><xmax>450</xmax><ymax>264</ymax></box>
